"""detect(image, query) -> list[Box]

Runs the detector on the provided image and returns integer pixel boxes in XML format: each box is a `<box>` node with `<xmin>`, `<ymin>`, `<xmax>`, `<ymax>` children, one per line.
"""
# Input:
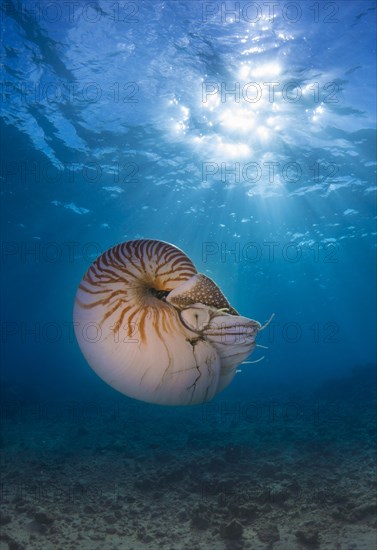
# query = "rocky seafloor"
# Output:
<box><xmin>1</xmin><ymin>364</ymin><xmax>376</xmax><ymax>549</ymax></box>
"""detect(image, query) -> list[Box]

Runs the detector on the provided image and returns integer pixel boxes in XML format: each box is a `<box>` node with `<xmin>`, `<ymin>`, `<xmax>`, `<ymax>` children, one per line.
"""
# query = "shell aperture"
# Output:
<box><xmin>73</xmin><ymin>239</ymin><xmax>261</xmax><ymax>406</ymax></box>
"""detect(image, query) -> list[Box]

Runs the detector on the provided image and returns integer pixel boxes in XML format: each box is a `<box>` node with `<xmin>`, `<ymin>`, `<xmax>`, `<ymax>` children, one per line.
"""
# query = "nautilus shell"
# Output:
<box><xmin>73</xmin><ymin>239</ymin><xmax>261</xmax><ymax>406</ymax></box>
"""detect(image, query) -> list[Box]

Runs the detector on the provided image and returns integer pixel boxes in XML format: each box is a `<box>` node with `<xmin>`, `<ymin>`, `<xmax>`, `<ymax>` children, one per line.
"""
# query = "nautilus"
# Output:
<box><xmin>73</xmin><ymin>239</ymin><xmax>262</xmax><ymax>406</ymax></box>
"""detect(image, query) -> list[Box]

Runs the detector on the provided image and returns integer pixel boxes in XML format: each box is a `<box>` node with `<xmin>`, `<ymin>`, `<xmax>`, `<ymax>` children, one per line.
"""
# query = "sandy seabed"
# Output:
<box><xmin>1</xmin><ymin>366</ymin><xmax>376</xmax><ymax>550</ymax></box>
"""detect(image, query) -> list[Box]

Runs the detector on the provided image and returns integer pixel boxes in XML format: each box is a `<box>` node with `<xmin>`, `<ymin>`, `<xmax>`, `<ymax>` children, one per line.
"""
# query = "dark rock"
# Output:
<box><xmin>287</xmin><ymin>481</ymin><xmax>302</xmax><ymax>493</ymax></box>
<box><xmin>191</xmin><ymin>513</ymin><xmax>209</xmax><ymax>530</ymax></box>
<box><xmin>259</xmin><ymin>503</ymin><xmax>272</xmax><ymax>513</ymax></box>
<box><xmin>220</xmin><ymin>519</ymin><xmax>243</xmax><ymax>540</ymax></box>
<box><xmin>349</xmin><ymin>503</ymin><xmax>377</xmax><ymax>521</ymax></box>
<box><xmin>269</xmin><ymin>486</ymin><xmax>290</xmax><ymax>504</ymax></box>
<box><xmin>206</xmin><ymin>457</ymin><xmax>227</xmax><ymax>472</ymax></box>
<box><xmin>224</xmin><ymin>445</ymin><xmax>245</xmax><ymax>463</ymax></box>
<box><xmin>104</xmin><ymin>514</ymin><xmax>117</xmax><ymax>524</ymax></box>
<box><xmin>158</xmin><ymin>449</ymin><xmax>179</xmax><ymax>463</ymax></box>
<box><xmin>258</xmin><ymin>462</ymin><xmax>282</xmax><ymax>476</ymax></box>
<box><xmin>134</xmin><ymin>477</ymin><xmax>157</xmax><ymax>491</ymax></box>
<box><xmin>26</xmin><ymin>520</ymin><xmax>47</xmax><ymax>535</ymax></box>
<box><xmin>177</xmin><ymin>510</ymin><xmax>189</xmax><ymax>521</ymax></box>
<box><xmin>235</xmin><ymin>504</ymin><xmax>258</xmax><ymax>522</ymax></box>
<box><xmin>14</xmin><ymin>504</ymin><xmax>28</xmax><ymax>513</ymax></box>
<box><xmin>163</xmin><ymin>468</ymin><xmax>185</xmax><ymax>483</ymax></box>
<box><xmin>217</xmin><ymin>492</ymin><xmax>228</xmax><ymax>507</ymax></box>
<box><xmin>90</xmin><ymin>534</ymin><xmax>105</xmax><ymax>541</ymax></box>
<box><xmin>190</xmin><ymin>503</ymin><xmax>210</xmax><ymax>530</ymax></box>
<box><xmin>0</xmin><ymin>514</ymin><xmax>12</xmax><ymax>525</ymax></box>
<box><xmin>256</xmin><ymin>523</ymin><xmax>280</xmax><ymax>544</ymax></box>
<box><xmin>72</xmin><ymin>481</ymin><xmax>85</xmax><ymax>493</ymax></box>
<box><xmin>331</xmin><ymin>505</ymin><xmax>348</xmax><ymax>521</ymax></box>
<box><xmin>256</xmin><ymin>489</ymin><xmax>272</xmax><ymax>504</ymax></box>
<box><xmin>137</xmin><ymin>527</ymin><xmax>153</xmax><ymax>542</ymax></box>
<box><xmin>61</xmin><ymin>506</ymin><xmax>74</xmax><ymax>514</ymax></box>
<box><xmin>33</xmin><ymin>511</ymin><xmax>54</xmax><ymax>525</ymax></box>
<box><xmin>83</xmin><ymin>505</ymin><xmax>95</xmax><ymax>513</ymax></box>
<box><xmin>295</xmin><ymin>523</ymin><xmax>319</xmax><ymax>546</ymax></box>
<box><xmin>0</xmin><ymin>534</ymin><xmax>26</xmax><ymax>550</ymax></box>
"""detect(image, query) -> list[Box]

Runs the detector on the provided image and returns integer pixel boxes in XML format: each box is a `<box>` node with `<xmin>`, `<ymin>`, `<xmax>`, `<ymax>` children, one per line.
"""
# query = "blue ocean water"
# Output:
<box><xmin>1</xmin><ymin>1</ymin><xmax>376</xmax><ymax>549</ymax></box>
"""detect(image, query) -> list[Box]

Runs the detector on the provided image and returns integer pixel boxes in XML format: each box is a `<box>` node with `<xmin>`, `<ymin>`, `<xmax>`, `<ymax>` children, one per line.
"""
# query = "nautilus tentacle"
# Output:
<box><xmin>73</xmin><ymin>239</ymin><xmax>261</xmax><ymax>406</ymax></box>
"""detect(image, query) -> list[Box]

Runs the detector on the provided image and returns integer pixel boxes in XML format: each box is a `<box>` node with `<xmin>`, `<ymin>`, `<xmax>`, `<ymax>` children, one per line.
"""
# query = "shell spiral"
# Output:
<box><xmin>73</xmin><ymin>239</ymin><xmax>261</xmax><ymax>406</ymax></box>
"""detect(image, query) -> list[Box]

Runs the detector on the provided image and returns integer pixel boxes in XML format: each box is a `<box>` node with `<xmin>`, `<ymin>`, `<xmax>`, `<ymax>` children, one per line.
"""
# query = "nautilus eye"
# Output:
<box><xmin>73</xmin><ymin>239</ymin><xmax>261</xmax><ymax>406</ymax></box>
<box><xmin>179</xmin><ymin>304</ymin><xmax>211</xmax><ymax>332</ymax></box>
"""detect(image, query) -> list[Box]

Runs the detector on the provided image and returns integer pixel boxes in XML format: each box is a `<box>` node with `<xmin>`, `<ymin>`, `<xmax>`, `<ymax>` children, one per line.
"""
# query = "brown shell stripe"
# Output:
<box><xmin>76</xmin><ymin>239</ymin><xmax>197</xmax><ymax>342</ymax></box>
